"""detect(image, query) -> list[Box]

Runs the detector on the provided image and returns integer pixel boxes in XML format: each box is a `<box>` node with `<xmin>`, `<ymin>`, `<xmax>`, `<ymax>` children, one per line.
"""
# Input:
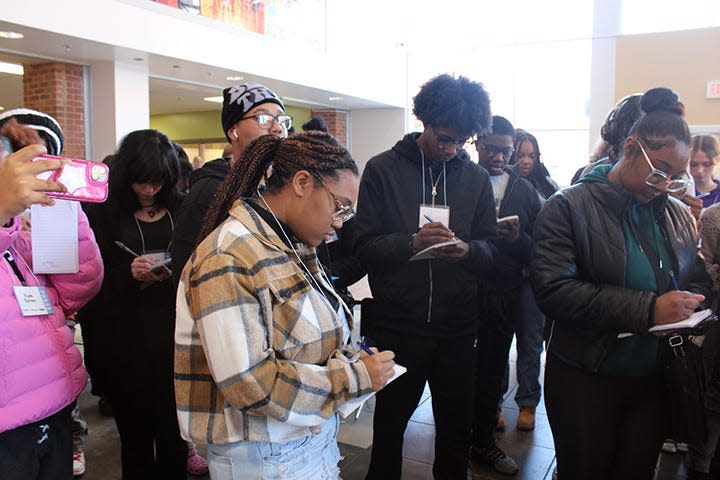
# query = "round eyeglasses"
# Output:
<box><xmin>636</xmin><ymin>140</ymin><xmax>690</xmax><ymax>194</ymax></box>
<box><xmin>476</xmin><ymin>142</ymin><xmax>514</xmax><ymax>159</ymax></box>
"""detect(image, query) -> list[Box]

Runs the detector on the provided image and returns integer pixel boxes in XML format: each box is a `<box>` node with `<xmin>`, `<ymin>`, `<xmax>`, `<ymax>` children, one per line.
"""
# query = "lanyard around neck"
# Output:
<box><xmin>420</xmin><ymin>150</ymin><xmax>447</xmax><ymax>207</ymax></box>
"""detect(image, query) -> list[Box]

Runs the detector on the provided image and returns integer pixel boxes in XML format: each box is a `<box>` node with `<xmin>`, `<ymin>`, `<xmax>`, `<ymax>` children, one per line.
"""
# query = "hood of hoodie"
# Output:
<box><xmin>189</xmin><ymin>158</ymin><xmax>230</xmax><ymax>184</ymax></box>
<box><xmin>391</xmin><ymin>132</ymin><xmax>471</xmax><ymax>168</ymax></box>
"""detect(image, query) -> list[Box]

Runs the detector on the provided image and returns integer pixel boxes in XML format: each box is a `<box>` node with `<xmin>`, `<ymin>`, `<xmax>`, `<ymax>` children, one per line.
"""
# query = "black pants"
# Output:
<box><xmin>365</xmin><ymin>330</ymin><xmax>476</xmax><ymax>480</ymax></box>
<box><xmin>107</xmin><ymin>364</ymin><xmax>187</xmax><ymax>480</ymax></box>
<box><xmin>0</xmin><ymin>405</ymin><xmax>73</xmax><ymax>480</ymax></box>
<box><xmin>545</xmin><ymin>353</ymin><xmax>666</xmax><ymax>480</ymax></box>
<box><xmin>472</xmin><ymin>292</ymin><xmax>515</xmax><ymax>448</ymax></box>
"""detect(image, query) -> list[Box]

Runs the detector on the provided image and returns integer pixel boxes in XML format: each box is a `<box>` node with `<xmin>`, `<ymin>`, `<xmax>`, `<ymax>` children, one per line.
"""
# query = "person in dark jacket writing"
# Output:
<box><xmin>354</xmin><ymin>73</ymin><xmax>497</xmax><ymax>480</ymax></box>
<box><xmin>531</xmin><ymin>88</ymin><xmax>711</xmax><ymax>480</ymax></box>
<box><xmin>471</xmin><ymin>116</ymin><xmax>542</xmax><ymax>475</ymax></box>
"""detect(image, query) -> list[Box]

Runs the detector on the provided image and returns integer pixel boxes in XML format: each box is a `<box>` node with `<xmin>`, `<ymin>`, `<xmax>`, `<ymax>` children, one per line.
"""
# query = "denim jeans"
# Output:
<box><xmin>511</xmin><ymin>280</ymin><xmax>545</xmax><ymax>407</ymax></box>
<box><xmin>207</xmin><ymin>415</ymin><xmax>341</xmax><ymax>480</ymax></box>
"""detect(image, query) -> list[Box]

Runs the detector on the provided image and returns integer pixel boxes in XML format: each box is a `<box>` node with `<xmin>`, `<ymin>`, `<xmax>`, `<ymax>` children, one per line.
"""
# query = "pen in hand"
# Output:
<box><xmin>115</xmin><ymin>241</ymin><xmax>139</xmax><ymax>257</ymax></box>
<box><xmin>669</xmin><ymin>270</ymin><xmax>681</xmax><ymax>291</ymax></box>
<box><xmin>360</xmin><ymin>341</ymin><xmax>375</xmax><ymax>356</ymax></box>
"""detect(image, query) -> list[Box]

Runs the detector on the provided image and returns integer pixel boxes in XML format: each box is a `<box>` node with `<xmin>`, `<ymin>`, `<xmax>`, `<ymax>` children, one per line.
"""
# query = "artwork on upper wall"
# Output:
<box><xmin>150</xmin><ymin>0</ymin><xmax>326</xmax><ymax>51</ymax></box>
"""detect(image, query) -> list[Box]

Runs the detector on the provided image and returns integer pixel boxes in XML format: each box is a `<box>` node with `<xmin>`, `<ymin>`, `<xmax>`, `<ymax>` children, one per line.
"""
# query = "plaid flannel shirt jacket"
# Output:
<box><xmin>174</xmin><ymin>199</ymin><xmax>373</xmax><ymax>444</ymax></box>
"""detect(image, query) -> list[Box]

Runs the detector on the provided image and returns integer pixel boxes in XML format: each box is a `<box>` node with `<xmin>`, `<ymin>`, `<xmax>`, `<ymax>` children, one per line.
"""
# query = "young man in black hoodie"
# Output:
<box><xmin>354</xmin><ymin>74</ymin><xmax>496</xmax><ymax>480</ymax></box>
<box><xmin>471</xmin><ymin>116</ymin><xmax>542</xmax><ymax>475</ymax></box>
<box><xmin>171</xmin><ymin>83</ymin><xmax>288</xmax><ymax>284</ymax></box>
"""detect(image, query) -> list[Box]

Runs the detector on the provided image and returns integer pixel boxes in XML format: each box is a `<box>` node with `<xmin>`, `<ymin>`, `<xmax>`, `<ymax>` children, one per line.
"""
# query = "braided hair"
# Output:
<box><xmin>198</xmin><ymin>131</ymin><xmax>357</xmax><ymax>244</ymax></box>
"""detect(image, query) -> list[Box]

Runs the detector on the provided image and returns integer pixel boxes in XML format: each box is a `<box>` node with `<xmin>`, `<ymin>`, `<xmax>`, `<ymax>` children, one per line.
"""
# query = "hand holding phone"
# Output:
<box><xmin>0</xmin><ymin>145</ymin><xmax>67</xmax><ymax>225</ymax></box>
<box><xmin>34</xmin><ymin>154</ymin><xmax>109</xmax><ymax>203</ymax></box>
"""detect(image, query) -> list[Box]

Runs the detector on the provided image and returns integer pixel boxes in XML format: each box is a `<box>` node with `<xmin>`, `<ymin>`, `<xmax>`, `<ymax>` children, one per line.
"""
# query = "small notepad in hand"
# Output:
<box><xmin>410</xmin><ymin>238</ymin><xmax>462</xmax><ymax>261</ymax></box>
<box><xmin>31</xmin><ymin>200</ymin><xmax>79</xmax><ymax>274</ymax></box>
<box><xmin>617</xmin><ymin>309</ymin><xmax>716</xmax><ymax>338</ymax></box>
<box><xmin>336</xmin><ymin>364</ymin><xmax>407</xmax><ymax>418</ymax></box>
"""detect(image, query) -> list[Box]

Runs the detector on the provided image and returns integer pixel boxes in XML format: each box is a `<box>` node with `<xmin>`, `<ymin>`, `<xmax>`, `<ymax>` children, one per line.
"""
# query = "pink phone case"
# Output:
<box><xmin>34</xmin><ymin>154</ymin><xmax>109</xmax><ymax>203</ymax></box>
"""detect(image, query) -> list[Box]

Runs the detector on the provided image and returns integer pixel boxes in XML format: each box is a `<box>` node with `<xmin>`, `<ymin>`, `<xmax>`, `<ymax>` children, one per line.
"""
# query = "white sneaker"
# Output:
<box><xmin>73</xmin><ymin>450</ymin><xmax>86</xmax><ymax>476</ymax></box>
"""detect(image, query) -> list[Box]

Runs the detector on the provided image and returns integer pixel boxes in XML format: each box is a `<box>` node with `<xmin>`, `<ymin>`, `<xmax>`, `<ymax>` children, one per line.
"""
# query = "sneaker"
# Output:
<box><xmin>517</xmin><ymin>406</ymin><xmax>536</xmax><ymax>431</ymax></box>
<box><xmin>73</xmin><ymin>450</ymin><xmax>86</xmax><ymax>477</ymax></box>
<box><xmin>495</xmin><ymin>410</ymin><xmax>506</xmax><ymax>432</ymax></box>
<box><xmin>472</xmin><ymin>443</ymin><xmax>519</xmax><ymax>475</ymax></box>
<box><xmin>662</xmin><ymin>439</ymin><xmax>678</xmax><ymax>453</ymax></box>
<box><xmin>187</xmin><ymin>447</ymin><xmax>209</xmax><ymax>476</ymax></box>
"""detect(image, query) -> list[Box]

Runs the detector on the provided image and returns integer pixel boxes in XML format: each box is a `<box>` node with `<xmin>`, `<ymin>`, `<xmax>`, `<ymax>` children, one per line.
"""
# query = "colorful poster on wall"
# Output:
<box><xmin>150</xmin><ymin>0</ymin><xmax>325</xmax><ymax>50</ymax></box>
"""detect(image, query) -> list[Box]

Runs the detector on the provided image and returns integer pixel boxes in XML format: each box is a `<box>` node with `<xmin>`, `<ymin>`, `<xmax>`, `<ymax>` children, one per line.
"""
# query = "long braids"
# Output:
<box><xmin>197</xmin><ymin>131</ymin><xmax>357</xmax><ymax>244</ymax></box>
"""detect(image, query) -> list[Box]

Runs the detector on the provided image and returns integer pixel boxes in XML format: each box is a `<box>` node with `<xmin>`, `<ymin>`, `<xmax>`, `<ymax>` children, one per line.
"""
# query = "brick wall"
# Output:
<box><xmin>310</xmin><ymin>110</ymin><xmax>348</xmax><ymax>146</ymax></box>
<box><xmin>23</xmin><ymin>62</ymin><xmax>85</xmax><ymax>158</ymax></box>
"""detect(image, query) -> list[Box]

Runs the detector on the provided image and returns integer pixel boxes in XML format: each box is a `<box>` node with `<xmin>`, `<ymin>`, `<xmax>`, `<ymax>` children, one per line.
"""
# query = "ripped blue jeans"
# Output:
<box><xmin>207</xmin><ymin>415</ymin><xmax>341</xmax><ymax>480</ymax></box>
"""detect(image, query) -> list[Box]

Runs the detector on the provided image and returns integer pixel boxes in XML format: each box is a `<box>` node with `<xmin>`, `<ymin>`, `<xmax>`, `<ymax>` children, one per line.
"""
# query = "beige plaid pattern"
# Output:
<box><xmin>174</xmin><ymin>200</ymin><xmax>372</xmax><ymax>444</ymax></box>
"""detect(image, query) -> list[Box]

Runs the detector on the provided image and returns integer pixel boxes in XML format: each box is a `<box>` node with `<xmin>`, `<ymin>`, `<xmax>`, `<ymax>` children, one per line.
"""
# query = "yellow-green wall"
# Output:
<box><xmin>150</xmin><ymin>106</ymin><xmax>312</xmax><ymax>142</ymax></box>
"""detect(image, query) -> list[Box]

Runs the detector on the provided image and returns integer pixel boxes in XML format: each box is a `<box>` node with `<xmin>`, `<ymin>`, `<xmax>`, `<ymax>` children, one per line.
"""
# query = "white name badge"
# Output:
<box><xmin>13</xmin><ymin>286</ymin><xmax>55</xmax><ymax>316</ymax></box>
<box><xmin>419</xmin><ymin>204</ymin><xmax>451</xmax><ymax>228</ymax></box>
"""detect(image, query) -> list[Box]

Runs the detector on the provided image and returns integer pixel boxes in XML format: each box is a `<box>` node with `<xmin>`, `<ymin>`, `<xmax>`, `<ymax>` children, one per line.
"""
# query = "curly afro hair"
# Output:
<box><xmin>412</xmin><ymin>74</ymin><xmax>492</xmax><ymax>138</ymax></box>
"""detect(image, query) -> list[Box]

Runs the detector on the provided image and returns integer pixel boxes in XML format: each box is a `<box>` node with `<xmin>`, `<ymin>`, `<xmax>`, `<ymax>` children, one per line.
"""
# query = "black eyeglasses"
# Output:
<box><xmin>431</xmin><ymin>126</ymin><xmax>472</xmax><ymax>150</ymax></box>
<box><xmin>636</xmin><ymin>140</ymin><xmax>690</xmax><ymax>194</ymax></box>
<box><xmin>318</xmin><ymin>180</ymin><xmax>355</xmax><ymax>223</ymax></box>
<box><xmin>240</xmin><ymin>113</ymin><xmax>293</xmax><ymax>131</ymax></box>
<box><xmin>476</xmin><ymin>142</ymin><xmax>514</xmax><ymax>159</ymax></box>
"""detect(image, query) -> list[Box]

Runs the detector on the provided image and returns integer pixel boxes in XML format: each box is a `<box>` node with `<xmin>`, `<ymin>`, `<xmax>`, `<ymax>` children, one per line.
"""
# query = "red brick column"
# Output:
<box><xmin>23</xmin><ymin>62</ymin><xmax>86</xmax><ymax>158</ymax></box>
<box><xmin>310</xmin><ymin>110</ymin><xmax>348</xmax><ymax>146</ymax></box>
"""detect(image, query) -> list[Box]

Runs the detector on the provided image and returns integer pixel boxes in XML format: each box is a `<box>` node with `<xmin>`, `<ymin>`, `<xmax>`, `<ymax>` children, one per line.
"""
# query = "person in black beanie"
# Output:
<box><xmin>171</xmin><ymin>83</ymin><xmax>290</xmax><ymax>286</ymax></box>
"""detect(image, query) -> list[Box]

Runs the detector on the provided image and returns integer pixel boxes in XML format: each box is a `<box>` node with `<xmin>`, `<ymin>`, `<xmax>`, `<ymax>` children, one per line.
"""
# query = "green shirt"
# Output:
<box><xmin>581</xmin><ymin>165</ymin><xmax>670</xmax><ymax>376</ymax></box>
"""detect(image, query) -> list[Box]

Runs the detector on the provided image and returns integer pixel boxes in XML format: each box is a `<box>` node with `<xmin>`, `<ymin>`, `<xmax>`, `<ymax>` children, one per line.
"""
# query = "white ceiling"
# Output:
<box><xmin>0</xmin><ymin>19</ymin><xmax>394</xmax><ymax>116</ymax></box>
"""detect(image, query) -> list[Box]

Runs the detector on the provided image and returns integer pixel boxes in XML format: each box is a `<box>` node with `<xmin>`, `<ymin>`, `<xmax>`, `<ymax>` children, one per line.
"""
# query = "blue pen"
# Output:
<box><xmin>424</xmin><ymin>214</ymin><xmax>434</xmax><ymax>223</ymax></box>
<box><xmin>360</xmin><ymin>342</ymin><xmax>375</xmax><ymax>356</ymax></box>
<box><xmin>669</xmin><ymin>270</ymin><xmax>681</xmax><ymax>291</ymax></box>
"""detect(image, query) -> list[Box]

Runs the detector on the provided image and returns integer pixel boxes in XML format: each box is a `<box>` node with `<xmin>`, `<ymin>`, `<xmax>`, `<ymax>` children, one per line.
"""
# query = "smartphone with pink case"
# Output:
<box><xmin>34</xmin><ymin>154</ymin><xmax>109</xmax><ymax>203</ymax></box>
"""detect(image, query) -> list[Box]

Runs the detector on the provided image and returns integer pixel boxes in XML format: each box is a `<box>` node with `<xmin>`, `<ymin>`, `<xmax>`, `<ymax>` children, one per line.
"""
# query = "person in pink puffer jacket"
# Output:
<box><xmin>0</xmin><ymin>142</ymin><xmax>104</xmax><ymax>480</ymax></box>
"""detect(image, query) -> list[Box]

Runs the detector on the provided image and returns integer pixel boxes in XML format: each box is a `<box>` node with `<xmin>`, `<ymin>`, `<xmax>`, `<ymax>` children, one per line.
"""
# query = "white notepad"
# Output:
<box><xmin>410</xmin><ymin>238</ymin><xmax>462</xmax><ymax>261</ymax></box>
<box><xmin>336</xmin><ymin>364</ymin><xmax>407</xmax><ymax>419</ymax></box>
<box><xmin>31</xmin><ymin>200</ymin><xmax>79</xmax><ymax>274</ymax></box>
<box><xmin>617</xmin><ymin>309</ymin><xmax>715</xmax><ymax>339</ymax></box>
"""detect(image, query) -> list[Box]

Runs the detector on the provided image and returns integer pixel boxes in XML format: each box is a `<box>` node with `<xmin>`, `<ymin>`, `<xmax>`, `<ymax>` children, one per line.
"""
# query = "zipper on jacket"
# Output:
<box><xmin>3</xmin><ymin>250</ymin><xmax>27</xmax><ymax>285</ymax></box>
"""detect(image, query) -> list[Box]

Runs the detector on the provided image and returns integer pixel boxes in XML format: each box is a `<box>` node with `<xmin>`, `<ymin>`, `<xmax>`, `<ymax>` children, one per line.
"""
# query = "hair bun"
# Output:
<box><xmin>640</xmin><ymin>87</ymin><xmax>684</xmax><ymax>116</ymax></box>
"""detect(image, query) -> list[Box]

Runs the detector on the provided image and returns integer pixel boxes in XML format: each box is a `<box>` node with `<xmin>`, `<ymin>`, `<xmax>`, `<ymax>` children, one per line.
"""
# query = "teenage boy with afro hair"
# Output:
<box><xmin>354</xmin><ymin>73</ymin><xmax>497</xmax><ymax>479</ymax></box>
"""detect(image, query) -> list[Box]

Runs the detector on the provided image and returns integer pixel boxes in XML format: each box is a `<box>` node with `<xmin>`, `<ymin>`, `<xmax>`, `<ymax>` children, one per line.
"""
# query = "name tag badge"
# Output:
<box><xmin>13</xmin><ymin>286</ymin><xmax>55</xmax><ymax>316</ymax></box>
<box><xmin>419</xmin><ymin>205</ymin><xmax>451</xmax><ymax>229</ymax></box>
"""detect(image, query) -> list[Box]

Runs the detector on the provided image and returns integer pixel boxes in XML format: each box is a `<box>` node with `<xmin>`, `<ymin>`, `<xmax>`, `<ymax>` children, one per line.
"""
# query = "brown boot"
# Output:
<box><xmin>517</xmin><ymin>406</ymin><xmax>536</xmax><ymax>431</ymax></box>
<box><xmin>495</xmin><ymin>410</ymin><xmax>506</xmax><ymax>432</ymax></box>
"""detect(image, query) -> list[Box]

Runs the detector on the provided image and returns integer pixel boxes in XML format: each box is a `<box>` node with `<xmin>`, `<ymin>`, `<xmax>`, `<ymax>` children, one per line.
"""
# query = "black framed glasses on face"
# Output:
<box><xmin>636</xmin><ymin>140</ymin><xmax>690</xmax><ymax>194</ymax></box>
<box><xmin>318</xmin><ymin>180</ymin><xmax>355</xmax><ymax>223</ymax></box>
<box><xmin>240</xmin><ymin>113</ymin><xmax>293</xmax><ymax>131</ymax></box>
<box><xmin>431</xmin><ymin>126</ymin><xmax>472</xmax><ymax>150</ymax></box>
<box><xmin>476</xmin><ymin>142</ymin><xmax>514</xmax><ymax>159</ymax></box>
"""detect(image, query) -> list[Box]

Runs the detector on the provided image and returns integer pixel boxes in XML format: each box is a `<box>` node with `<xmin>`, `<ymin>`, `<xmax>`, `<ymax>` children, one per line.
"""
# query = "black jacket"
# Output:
<box><xmin>171</xmin><ymin>158</ymin><xmax>229</xmax><ymax>286</ymax></box>
<box><xmin>483</xmin><ymin>168</ymin><xmax>542</xmax><ymax>293</ymax></box>
<box><xmin>354</xmin><ymin>133</ymin><xmax>497</xmax><ymax>337</ymax></box>
<box><xmin>531</xmin><ymin>180</ymin><xmax>711</xmax><ymax>372</ymax></box>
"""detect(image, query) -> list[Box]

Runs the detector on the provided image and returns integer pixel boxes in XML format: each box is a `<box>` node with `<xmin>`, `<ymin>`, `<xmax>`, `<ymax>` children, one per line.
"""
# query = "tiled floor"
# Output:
<box><xmin>75</xmin><ymin>331</ymin><xmax>692</xmax><ymax>479</ymax></box>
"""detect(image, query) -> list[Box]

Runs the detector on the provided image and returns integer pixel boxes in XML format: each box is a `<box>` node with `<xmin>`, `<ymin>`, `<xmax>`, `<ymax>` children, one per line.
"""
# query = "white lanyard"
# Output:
<box><xmin>134</xmin><ymin>210</ymin><xmax>174</xmax><ymax>253</ymax></box>
<box><xmin>420</xmin><ymin>149</ymin><xmax>447</xmax><ymax>207</ymax></box>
